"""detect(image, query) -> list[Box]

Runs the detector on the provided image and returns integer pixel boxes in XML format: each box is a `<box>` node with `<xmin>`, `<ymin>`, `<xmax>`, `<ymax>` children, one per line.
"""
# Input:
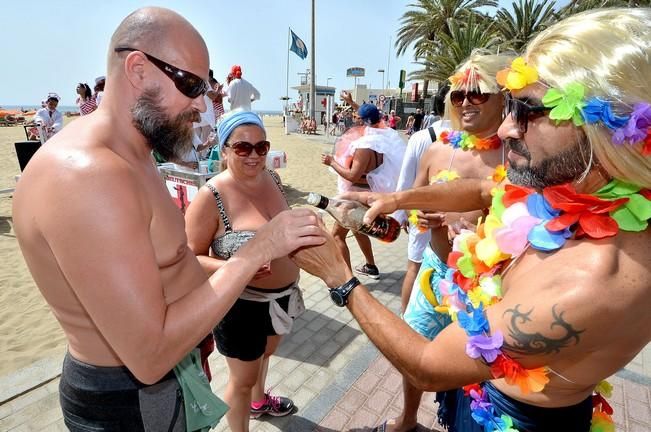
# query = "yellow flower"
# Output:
<box><xmin>489</xmin><ymin>164</ymin><xmax>507</xmax><ymax>183</ymax></box>
<box><xmin>431</xmin><ymin>170</ymin><xmax>460</xmax><ymax>183</ymax></box>
<box><xmin>468</xmin><ymin>287</ymin><xmax>491</xmax><ymax>309</ymax></box>
<box><xmin>595</xmin><ymin>380</ymin><xmax>613</xmax><ymax>398</ymax></box>
<box><xmin>496</xmin><ymin>57</ymin><xmax>538</xmax><ymax>91</ymax></box>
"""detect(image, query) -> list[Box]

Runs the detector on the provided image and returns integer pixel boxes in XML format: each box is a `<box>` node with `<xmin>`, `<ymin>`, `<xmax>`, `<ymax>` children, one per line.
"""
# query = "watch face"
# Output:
<box><xmin>330</xmin><ymin>290</ymin><xmax>345</xmax><ymax>307</ymax></box>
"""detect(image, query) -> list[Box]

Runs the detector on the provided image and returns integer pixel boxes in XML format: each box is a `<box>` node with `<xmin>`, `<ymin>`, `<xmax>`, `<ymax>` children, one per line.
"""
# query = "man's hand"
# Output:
<box><xmin>242</xmin><ymin>209</ymin><xmax>326</xmax><ymax>265</ymax></box>
<box><xmin>290</xmin><ymin>219</ymin><xmax>351</xmax><ymax>288</ymax></box>
<box><xmin>321</xmin><ymin>153</ymin><xmax>333</xmax><ymax>166</ymax></box>
<box><xmin>338</xmin><ymin>191</ymin><xmax>399</xmax><ymax>225</ymax></box>
<box><xmin>414</xmin><ymin>211</ymin><xmax>446</xmax><ymax>230</ymax></box>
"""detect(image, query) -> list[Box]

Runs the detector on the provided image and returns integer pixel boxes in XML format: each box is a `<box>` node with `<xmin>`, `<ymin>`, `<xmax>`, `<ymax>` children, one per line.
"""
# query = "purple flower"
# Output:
<box><xmin>612</xmin><ymin>102</ymin><xmax>651</xmax><ymax>145</ymax></box>
<box><xmin>582</xmin><ymin>98</ymin><xmax>629</xmax><ymax>130</ymax></box>
<box><xmin>466</xmin><ymin>331</ymin><xmax>504</xmax><ymax>363</ymax></box>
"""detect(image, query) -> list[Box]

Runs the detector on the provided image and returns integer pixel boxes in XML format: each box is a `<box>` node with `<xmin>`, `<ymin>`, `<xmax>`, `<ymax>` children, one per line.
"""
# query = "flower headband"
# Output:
<box><xmin>497</xmin><ymin>57</ymin><xmax>651</xmax><ymax>155</ymax></box>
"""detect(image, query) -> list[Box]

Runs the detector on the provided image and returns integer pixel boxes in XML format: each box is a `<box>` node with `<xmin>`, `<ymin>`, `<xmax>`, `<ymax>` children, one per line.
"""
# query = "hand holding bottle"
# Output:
<box><xmin>290</xmin><ymin>218</ymin><xmax>351</xmax><ymax>288</ymax></box>
<box><xmin>337</xmin><ymin>191</ymin><xmax>399</xmax><ymax>225</ymax></box>
<box><xmin>240</xmin><ymin>209</ymin><xmax>326</xmax><ymax>266</ymax></box>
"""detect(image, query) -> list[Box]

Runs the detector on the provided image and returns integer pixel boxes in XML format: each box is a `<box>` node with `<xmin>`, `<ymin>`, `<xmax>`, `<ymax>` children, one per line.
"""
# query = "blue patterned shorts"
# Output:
<box><xmin>403</xmin><ymin>246</ymin><xmax>452</xmax><ymax>340</ymax></box>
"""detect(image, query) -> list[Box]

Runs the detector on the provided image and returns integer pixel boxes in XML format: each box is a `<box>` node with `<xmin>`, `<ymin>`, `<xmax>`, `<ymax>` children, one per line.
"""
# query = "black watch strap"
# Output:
<box><xmin>329</xmin><ymin>276</ymin><xmax>361</xmax><ymax>307</ymax></box>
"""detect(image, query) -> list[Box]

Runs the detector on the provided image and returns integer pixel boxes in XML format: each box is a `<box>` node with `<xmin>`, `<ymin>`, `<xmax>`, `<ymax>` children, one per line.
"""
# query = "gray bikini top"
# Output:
<box><xmin>207</xmin><ymin>170</ymin><xmax>286</xmax><ymax>259</ymax></box>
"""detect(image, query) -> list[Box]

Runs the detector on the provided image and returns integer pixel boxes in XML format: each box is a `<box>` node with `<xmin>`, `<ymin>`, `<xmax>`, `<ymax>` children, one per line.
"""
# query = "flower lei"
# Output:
<box><xmin>428</xmin><ymin>179</ymin><xmax>651</xmax><ymax>431</ymax></box>
<box><xmin>439</xmin><ymin>130</ymin><xmax>502</xmax><ymax>151</ymax></box>
<box><xmin>497</xmin><ymin>57</ymin><xmax>651</xmax><ymax>155</ymax></box>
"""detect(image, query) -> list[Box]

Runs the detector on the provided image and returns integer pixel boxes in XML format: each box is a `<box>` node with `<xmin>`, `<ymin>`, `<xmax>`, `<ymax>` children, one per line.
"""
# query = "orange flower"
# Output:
<box><xmin>489</xmin><ymin>164</ymin><xmax>507</xmax><ymax>183</ymax></box>
<box><xmin>490</xmin><ymin>355</ymin><xmax>549</xmax><ymax>394</ymax></box>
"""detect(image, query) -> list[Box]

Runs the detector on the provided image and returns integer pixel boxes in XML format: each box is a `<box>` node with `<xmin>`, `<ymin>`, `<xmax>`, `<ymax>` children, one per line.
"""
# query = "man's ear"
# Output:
<box><xmin>123</xmin><ymin>51</ymin><xmax>147</xmax><ymax>92</ymax></box>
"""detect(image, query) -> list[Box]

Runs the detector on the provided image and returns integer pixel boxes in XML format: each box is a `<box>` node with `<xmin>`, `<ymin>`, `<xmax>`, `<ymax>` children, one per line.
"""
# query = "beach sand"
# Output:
<box><xmin>0</xmin><ymin>116</ymin><xmax>339</xmax><ymax>377</ymax></box>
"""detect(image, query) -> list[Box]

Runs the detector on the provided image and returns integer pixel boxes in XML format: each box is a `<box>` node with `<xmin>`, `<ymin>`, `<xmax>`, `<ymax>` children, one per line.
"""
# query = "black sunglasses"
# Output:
<box><xmin>225</xmin><ymin>140</ymin><xmax>271</xmax><ymax>157</ymax></box>
<box><xmin>450</xmin><ymin>90</ymin><xmax>492</xmax><ymax>107</ymax></box>
<box><xmin>503</xmin><ymin>93</ymin><xmax>552</xmax><ymax>133</ymax></box>
<box><xmin>114</xmin><ymin>47</ymin><xmax>208</xmax><ymax>99</ymax></box>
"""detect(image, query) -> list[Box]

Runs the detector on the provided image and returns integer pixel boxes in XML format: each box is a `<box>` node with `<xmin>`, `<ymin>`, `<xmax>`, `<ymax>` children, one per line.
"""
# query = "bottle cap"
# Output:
<box><xmin>306</xmin><ymin>192</ymin><xmax>321</xmax><ymax>206</ymax></box>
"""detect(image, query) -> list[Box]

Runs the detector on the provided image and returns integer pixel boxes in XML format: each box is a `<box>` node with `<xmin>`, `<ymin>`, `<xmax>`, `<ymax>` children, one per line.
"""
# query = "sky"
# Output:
<box><xmin>1</xmin><ymin>0</ymin><xmax>518</xmax><ymax>111</ymax></box>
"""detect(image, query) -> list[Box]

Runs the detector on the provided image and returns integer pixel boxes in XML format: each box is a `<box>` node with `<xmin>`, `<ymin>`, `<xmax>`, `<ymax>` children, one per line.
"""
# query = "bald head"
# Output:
<box><xmin>108</xmin><ymin>7</ymin><xmax>207</xmax><ymax>72</ymax></box>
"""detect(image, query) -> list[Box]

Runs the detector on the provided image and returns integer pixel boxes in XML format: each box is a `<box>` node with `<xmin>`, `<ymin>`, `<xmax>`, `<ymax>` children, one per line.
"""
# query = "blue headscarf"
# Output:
<box><xmin>217</xmin><ymin>111</ymin><xmax>264</xmax><ymax>151</ymax></box>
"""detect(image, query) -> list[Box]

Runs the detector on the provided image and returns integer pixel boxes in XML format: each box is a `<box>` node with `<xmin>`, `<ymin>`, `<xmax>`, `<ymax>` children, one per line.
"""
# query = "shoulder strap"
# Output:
<box><xmin>427</xmin><ymin>126</ymin><xmax>437</xmax><ymax>143</ymax></box>
<box><xmin>267</xmin><ymin>169</ymin><xmax>287</xmax><ymax>202</ymax></box>
<box><xmin>205</xmin><ymin>183</ymin><xmax>232</xmax><ymax>233</ymax></box>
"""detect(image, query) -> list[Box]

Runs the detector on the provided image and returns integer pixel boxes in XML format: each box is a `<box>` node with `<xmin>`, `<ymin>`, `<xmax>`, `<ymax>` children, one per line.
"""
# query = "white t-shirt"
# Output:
<box><xmin>225</xmin><ymin>78</ymin><xmax>261</xmax><ymax>112</ymax></box>
<box><xmin>32</xmin><ymin>108</ymin><xmax>63</xmax><ymax>134</ymax></box>
<box><xmin>393</xmin><ymin>119</ymin><xmax>450</xmax><ymax>224</ymax></box>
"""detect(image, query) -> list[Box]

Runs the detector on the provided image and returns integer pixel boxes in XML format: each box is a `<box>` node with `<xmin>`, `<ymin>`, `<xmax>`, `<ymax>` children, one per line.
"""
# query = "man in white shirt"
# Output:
<box><xmin>393</xmin><ymin>119</ymin><xmax>450</xmax><ymax>313</ymax></box>
<box><xmin>32</xmin><ymin>93</ymin><xmax>64</xmax><ymax>139</ymax></box>
<box><xmin>224</xmin><ymin>65</ymin><xmax>260</xmax><ymax>111</ymax></box>
<box><xmin>94</xmin><ymin>76</ymin><xmax>106</xmax><ymax>106</ymax></box>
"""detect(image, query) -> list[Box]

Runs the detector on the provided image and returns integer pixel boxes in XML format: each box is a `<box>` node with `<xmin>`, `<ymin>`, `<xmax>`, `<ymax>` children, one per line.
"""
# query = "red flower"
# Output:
<box><xmin>439</xmin><ymin>131</ymin><xmax>450</xmax><ymax>144</ymax></box>
<box><xmin>592</xmin><ymin>393</ymin><xmax>614</xmax><ymax>415</ymax></box>
<box><xmin>641</xmin><ymin>189</ymin><xmax>651</xmax><ymax>200</ymax></box>
<box><xmin>502</xmin><ymin>184</ymin><xmax>534</xmax><ymax>207</ymax></box>
<box><xmin>642</xmin><ymin>128</ymin><xmax>651</xmax><ymax>156</ymax></box>
<box><xmin>543</xmin><ymin>184</ymin><xmax>628</xmax><ymax>239</ymax></box>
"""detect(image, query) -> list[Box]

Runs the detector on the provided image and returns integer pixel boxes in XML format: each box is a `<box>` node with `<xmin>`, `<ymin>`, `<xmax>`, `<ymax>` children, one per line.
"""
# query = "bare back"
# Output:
<box><xmin>13</xmin><ymin>114</ymin><xmax>208</xmax><ymax>367</ymax></box>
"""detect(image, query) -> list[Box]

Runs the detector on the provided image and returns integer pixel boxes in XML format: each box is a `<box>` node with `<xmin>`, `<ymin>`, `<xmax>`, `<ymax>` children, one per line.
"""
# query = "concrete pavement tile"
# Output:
<box><xmin>292</xmin><ymin>386</ymin><xmax>318</xmax><ymax>411</ymax></box>
<box><xmin>625</xmin><ymin>380</ymin><xmax>650</xmax><ymax>403</ymax></box>
<box><xmin>43</xmin><ymin>378</ymin><xmax>60</xmax><ymax>394</ymax></box>
<box><xmin>318</xmin><ymin>407</ymin><xmax>350</xmax><ymax>431</ymax></box>
<box><xmin>345</xmin><ymin>406</ymin><xmax>380</xmax><ymax>430</ymax></box>
<box><xmin>612</xmin><ymin>401</ymin><xmax>626</xmax><ymax>430</ymax></box>
<box><xmin>275</xmin><ymin>340</ymin><xmax>299</xmax><ymax>358</ymax></box>
<box><xmin>629</xmin><ymin>421</ymin><xmax>651</xmax><ymax>432</ymax></box>
<box><xmin>366</xmin><ymin>388</ymin><xmax>394</xmax><ymax>416</ymax></box>
<box><xmin>7</xmin><ymin>424</ymin><xmax>30</xmax><ymax>432</ymax></box>
<box><xmin>307</xmin><ymin>316</ymin><xmax>330</xmax><ymax>333</ymax></box>
<box><xmin>264</xmin><ymin>369</ymin><xmax>285</xmax><ymax>389</ymax></box>
<box><xmin>317</xmin><ymin>341</ymin><xmax>341</xmax><ymax>359</ymax></box>
<box><xmin>379</xmin><ymin>368</ymin><xmax>402</xmax><ymax>394</ymax></box>
<box><xmin>291</xmin><ymin>328</ymin><xmax>316</xmax><ymax>345</ymax></box>
<box><xmin>0</xmin><ymin>392</ymin><xmax>59</xmax><ymax>431</ymax></box>
<box><xmin>276</xmin><ymin>358</ymin><xmax>301</xmax><ymax>375</ymax></box>
<box><xmin>334</xmin><ymin>326</ymin><xmax>360</xmax><ymax>345</ymax></box>
<box><xmin>305</xmin><ymin>369</ymin><xmax>335</xmax><ymax>394</ymax></box>
<box><xmin>353</xmin><ymin>371</ymin><xmax>382</xmax><ymax>396</ymax></box>
<box><xmin>24</xmin><ymin>405</ymin><xmax>62</xmax><ymax>430</ymax></box>
<box><xmin>337</xmin><ymin>387</ymin><xmax>367</xmax><ymax>415</ymax></box>
<box><xmin>312</xmin><ymin>328</ymin><xmax>337</xmax><ymax>345</ymax></box>
<box><xmin>281</xmin><ymin>366</ymin><xmax>312</xmax><ymax>392</ymax></box>
<box><xmin>6</xmin><ymin>387</ymin><xmax>49</xmax><ymax>413</ymax></box>
<box><xmin>611</xmin><ymin>381</ymin><xmax>625</xmax><ymax>405</ymax></box>
<box><xmin>627</xmin><ymin>399</ymin><xmax>651</xmax><ymax>424</ymax></box>
<box><xmin>0</xmin><ymin>402</ymin><xmax>14</xmax><ymax>420</ymax></box>
<box><xmin>293</xmin><ymin>341</ymin><xmax>318</xmax><ymax>361</ymax></box>
<box><xmin>325</xmin><ymin>317</ymin><xmax>347</xmax><ymax>332</ymax></box>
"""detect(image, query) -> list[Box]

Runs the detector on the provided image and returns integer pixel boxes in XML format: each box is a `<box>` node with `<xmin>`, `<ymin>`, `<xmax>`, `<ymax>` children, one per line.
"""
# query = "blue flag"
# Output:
<box><xmin>290</xmin><ymin>29</ymin><xmax>308</xmax><ymax>60</ymax></box>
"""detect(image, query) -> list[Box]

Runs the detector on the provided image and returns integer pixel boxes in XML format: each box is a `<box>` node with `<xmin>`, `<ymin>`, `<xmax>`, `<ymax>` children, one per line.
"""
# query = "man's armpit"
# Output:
<box><xmin>501</xmin><ymin>304</ymin><xmax>585</xmax><ymax>357</ymax></box>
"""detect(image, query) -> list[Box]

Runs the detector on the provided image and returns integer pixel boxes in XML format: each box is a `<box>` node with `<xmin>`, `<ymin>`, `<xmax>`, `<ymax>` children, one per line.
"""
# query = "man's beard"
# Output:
<box><xmin>505</xmin><ymin>137</ymin><xmax>592</xmax><ymax>189</ymax></box>
<box><xmin>131</xmin><ymin>87</ymin><xmax>199</xmax><ymax>161</ymax></box>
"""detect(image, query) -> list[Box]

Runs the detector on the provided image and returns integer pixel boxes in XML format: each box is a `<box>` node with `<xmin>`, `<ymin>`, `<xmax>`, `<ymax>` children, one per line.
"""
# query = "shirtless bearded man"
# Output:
<box><xmin>294</xmin><ymin>8</ymin><xmax>651</xmax><ymax>431</ymax></box>
<box><xmin>12</xmin><ymin>7</ymin><xmax>323</xmax><ymax>431</ymax></box>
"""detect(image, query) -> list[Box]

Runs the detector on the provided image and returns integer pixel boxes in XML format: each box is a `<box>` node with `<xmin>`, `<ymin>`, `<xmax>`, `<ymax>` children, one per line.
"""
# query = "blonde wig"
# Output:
<box><xmin>524</xmin><ymin>7</ymin><xmax>651</xmax><ymax>188</ymax></box>
<box><xmin>444</xmin><ymin>52</ymin><xmax>515</xmax><ymax>130</ymax></box>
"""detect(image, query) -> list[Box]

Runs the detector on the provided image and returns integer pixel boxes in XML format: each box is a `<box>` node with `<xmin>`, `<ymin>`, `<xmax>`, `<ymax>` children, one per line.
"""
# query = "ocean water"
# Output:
<box><xmin>2</xmin><ymin>105</ymin><xmax>283</xmax><ymax>116</ymax></box>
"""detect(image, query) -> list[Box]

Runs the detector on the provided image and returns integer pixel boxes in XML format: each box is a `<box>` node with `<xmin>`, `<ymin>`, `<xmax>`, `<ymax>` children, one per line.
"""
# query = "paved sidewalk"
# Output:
<box><xmin>1</xmin><ymin>233</ymin><xmax>650</xmax><ymax>431</ymax></box>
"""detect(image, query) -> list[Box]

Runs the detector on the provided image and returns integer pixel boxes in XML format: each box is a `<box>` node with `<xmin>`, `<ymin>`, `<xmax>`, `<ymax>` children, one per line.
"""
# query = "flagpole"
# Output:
<box><xmin>286</xmin><ymin>27</ymin><xmax>290</xmax><ymax>110</ymax></box>
<box><xmin>309</xmin><ymin>0</ymin><xmax>316</xmax><ymax>123</ymax></box>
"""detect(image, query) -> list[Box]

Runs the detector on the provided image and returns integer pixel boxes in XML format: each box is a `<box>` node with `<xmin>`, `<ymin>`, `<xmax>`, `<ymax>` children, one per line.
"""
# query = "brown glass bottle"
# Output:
<box><xmin>307</xmin><ymin>193</ymin><xmax>400</xmax><ymax>242</ymax></box>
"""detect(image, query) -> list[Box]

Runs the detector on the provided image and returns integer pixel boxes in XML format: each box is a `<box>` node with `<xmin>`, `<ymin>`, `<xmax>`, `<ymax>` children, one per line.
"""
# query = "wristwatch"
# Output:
<box><xmin>329</xmin><ymin>277</ymin><xmax>361</xmax><ymax>307</ymax></box>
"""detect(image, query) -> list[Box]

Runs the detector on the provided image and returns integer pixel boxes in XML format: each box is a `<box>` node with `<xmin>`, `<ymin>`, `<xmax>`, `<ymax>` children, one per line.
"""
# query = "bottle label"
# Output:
<box><xmin>359</xmin><ymin>219</ymin><xmax>390</xmax><ymax>238</ymax></box>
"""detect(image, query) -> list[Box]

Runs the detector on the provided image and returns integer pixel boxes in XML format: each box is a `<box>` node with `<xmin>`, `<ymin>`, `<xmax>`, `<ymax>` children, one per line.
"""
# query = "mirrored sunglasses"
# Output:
<box><xmin>114</xmin><ymin>47</ymin><xmax>208</xmax><ymax>99</ymax></box>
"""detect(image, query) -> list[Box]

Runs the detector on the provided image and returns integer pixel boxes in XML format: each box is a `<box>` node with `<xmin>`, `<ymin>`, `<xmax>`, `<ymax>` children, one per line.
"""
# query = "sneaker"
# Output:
<box><xmin>354</xmin><ymin>263</ymin><xmax>380</xmax><ymax>279</ymax></box>
<box><xmin>250</xmin><ymin>392</ymin><xmax>295</xmax><ymax>418</ymax></box>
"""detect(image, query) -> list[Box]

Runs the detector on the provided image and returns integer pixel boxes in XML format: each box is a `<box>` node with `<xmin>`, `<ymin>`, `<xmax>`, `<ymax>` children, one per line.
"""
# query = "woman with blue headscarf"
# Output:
<box><xmin>185</xmin><ymin>111</ymin><xmax>298</xmax><ymax>431</ymax></box>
